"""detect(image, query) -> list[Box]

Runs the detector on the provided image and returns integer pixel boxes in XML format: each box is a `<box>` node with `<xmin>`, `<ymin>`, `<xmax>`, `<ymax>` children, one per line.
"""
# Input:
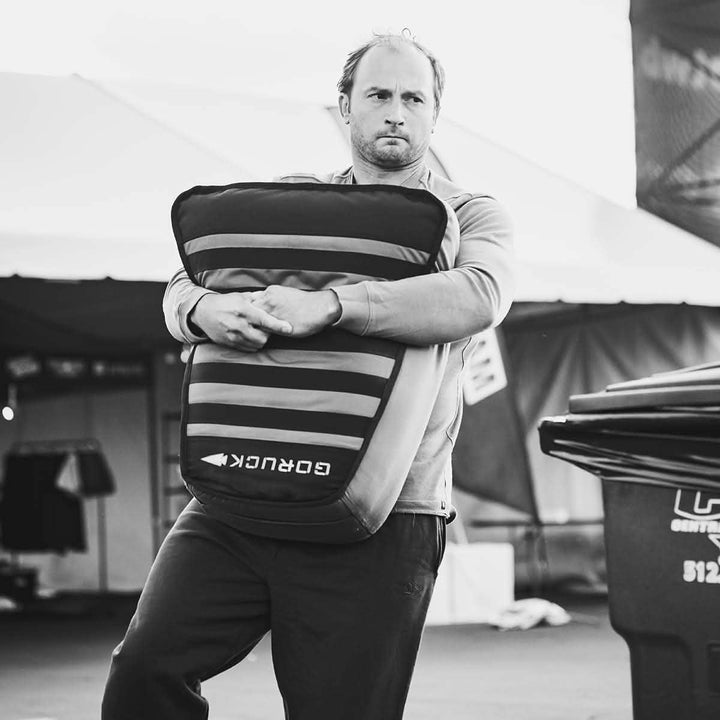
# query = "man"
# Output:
<box><xmin>102</xmin><ymin>31</ymin><xmax>514</xmax><ymax>720</ymax></box>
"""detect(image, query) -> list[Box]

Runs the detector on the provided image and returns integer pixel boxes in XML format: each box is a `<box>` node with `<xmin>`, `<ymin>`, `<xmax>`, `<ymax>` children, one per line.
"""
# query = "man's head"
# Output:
<box><xmin>337</xmin><ymin>31</ymin><xmax>445</xmax><ymax>171</ymax></box>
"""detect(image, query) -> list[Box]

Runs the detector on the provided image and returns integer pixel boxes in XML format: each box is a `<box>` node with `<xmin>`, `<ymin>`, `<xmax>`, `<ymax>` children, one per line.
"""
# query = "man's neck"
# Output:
<box><xmin>350</xmin><ymin>155</ymin><xmax>429</xmax><ymax>187</ymax></box>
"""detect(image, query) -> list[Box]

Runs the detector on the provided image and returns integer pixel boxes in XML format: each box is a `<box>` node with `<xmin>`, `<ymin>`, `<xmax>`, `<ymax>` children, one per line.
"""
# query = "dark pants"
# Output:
<box><xmin>102</xmin><ymin>499</ymin><xmax>446</xmax><ymax>720</ymax></box>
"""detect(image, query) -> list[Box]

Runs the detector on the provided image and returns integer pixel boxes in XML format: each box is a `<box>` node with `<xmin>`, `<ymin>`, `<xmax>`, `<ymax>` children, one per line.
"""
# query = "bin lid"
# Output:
<box><xmin>569</xmin><ymin>362</ymin><xmax>720</xmax><ymax>413</ymax></box>
<box><xmin>538</xmin><ymin>362</ymin><xmax>720</xmax><ymax>490</ymax></box>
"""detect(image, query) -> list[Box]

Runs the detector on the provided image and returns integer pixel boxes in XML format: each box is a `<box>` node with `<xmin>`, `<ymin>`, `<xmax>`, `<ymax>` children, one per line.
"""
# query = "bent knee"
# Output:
<box><xmin>107</xmin><ymin>633</ymin><xmax>179</xmax><ymax>688</ymax></box>
<box><xmin>102</xmin><ymin>637</ymin><xmax>204</xmax><ymax>720</ymax></box>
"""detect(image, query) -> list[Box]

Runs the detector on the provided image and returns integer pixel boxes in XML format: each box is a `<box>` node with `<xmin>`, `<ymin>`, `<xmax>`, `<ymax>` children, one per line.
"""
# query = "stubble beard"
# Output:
<box><xmin>353</xmin><ymin>130</ymin><xmax>420</xmax><ymax>170</ymax></box>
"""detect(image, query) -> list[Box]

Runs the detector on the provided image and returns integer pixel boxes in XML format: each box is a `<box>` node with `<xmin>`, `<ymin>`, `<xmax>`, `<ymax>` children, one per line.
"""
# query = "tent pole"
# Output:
<box><xmin>146</xmin><ymin>356</ymin><xmax>161</xmax><ymax>557</ymax></box>
<box><xmin>498</xmin><ymin>328</ymin><xmax>547</xmax><ymax>595</ymax></box>
<box><xmin>97</xmin><ymin>496</ymin><xmax>108</xmax><ymax>592</ymax></box>
<box><xmin>84</xmin><ymin>389</ymin><xmax>109</xmax><ymax>594</ymax></box>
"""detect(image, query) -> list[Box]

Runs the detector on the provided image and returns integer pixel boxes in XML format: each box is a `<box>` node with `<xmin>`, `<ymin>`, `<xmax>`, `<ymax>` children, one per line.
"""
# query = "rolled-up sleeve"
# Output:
<box><xmin>333</xmin><ymin>196</ymin><xmax>515</xmax><ymax>345</ymax></box>
<box><xmin>162</xmin><ymin>269</ymin><xmax>215</xmax><ymax>344</ymax></box>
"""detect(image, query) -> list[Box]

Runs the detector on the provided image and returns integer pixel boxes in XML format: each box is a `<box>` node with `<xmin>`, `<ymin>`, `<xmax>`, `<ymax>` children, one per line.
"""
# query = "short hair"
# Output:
<box><xmin>337</xmin><ymin>29</ymin><xmax>445</xmax><ymax>116</ymax></box>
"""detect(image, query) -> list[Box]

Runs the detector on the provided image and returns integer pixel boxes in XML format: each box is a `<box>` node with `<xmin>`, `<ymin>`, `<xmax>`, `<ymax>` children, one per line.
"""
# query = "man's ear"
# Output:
<box><xmin>338</xmin><ymin>94</ymin><xmax>351</xmax><ymax>124</ymax></box>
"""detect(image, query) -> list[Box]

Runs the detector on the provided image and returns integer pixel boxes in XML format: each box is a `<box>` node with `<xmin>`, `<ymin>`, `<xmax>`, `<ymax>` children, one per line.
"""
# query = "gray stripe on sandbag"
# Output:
<box><xmin>196</xmin><ymin>267</ymin><xmax>385</xmax><ymax>290</ymax></box>
<box><xmin>185</xmin><ymin>233</ymin><xmax>430</xmax><ymax>265</ymax></box>
<box><xmin>193</xmin><ymin>345</ymin><xmax>395</xmax><ymax>378</ymax></box>
<box><xmin>188</xmin><ymin>383</ymin><xmax>380</xmax><ymax>417</ymax></box>
<box><xmin>186</xmin><ymin>423</ymin><xmax>364</xmax><ymax>450</ymax></box>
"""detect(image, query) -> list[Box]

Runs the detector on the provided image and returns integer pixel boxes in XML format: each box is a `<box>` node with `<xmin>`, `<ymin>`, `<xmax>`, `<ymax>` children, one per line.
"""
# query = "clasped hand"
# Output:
<box><xmin>191</xmin><ymin>286</ymin><xmax>341</xmax><ymax>351</ymax></box>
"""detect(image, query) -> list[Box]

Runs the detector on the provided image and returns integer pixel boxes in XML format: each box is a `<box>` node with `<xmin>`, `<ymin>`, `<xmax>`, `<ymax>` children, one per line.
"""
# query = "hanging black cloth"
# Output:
<box><xmin>76</xmin><ymin>450</ymin><xmax>115</xmax><ymax>497</ymax></box>
<box><xmin>0</xmin><ymin>452</ymin><xmax>87</xmax><ymax>553</ymax></box>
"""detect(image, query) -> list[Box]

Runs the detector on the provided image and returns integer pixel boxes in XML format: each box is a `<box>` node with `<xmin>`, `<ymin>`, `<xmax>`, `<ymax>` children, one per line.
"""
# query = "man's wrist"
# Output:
<box><xmin>325</xmin><ymin>289</ymin><xmax>342</xmax><ymax>326</ymax></box>
<box><xmin>187</xmin><ymin>312</ymin><xmax>204</xmax><ymax>337</ymax></box>
<box><xmin>187</xmin><ymin>293</ymin><xmax>212</xmax><ymax>337</ymax></box>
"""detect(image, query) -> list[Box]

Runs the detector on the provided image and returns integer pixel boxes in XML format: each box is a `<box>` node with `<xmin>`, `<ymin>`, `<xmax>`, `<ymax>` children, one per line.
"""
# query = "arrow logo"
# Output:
<box><xmin>709</xmin><ymin>534</ymin><xmax>720</xmax><ymax>554</ymax></box>
<box><xmin>201</xmin><ymin>453</ymin><xmax>228</xmax><ymax>467</ymax></box>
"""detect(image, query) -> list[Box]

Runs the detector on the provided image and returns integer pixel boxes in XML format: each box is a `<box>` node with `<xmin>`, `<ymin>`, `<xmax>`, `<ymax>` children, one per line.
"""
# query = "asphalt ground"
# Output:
<box><xmin>0</xmin><ymin>592</ymin><xmax>632</xmax><ymax>720</ymax></box>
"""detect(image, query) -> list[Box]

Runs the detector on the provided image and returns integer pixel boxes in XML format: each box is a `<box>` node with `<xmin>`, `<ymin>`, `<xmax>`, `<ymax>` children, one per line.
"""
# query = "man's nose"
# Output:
<box><xmin>384</xmin><ymin>97</ymin><xmax>405</xmax><ymax>125</ymax></box>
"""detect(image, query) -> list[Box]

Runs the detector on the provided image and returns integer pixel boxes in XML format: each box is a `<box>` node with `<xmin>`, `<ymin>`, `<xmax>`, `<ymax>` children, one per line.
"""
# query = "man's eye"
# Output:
<box><xmin>411</xmin><ymin>97</ymin><xmax>423</xmax><ymax>104</ymax></box>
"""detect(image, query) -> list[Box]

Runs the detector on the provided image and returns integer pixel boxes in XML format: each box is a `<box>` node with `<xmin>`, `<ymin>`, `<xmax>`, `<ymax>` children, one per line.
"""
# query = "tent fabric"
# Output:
<box><xmin>102</xmin><ymin>78</ymin><xmax>352</xmax><ymax>183</ymax></box>
<box><xmin>2</xmin><ymin>72</ymin><xmax>720</xmax><ymax>307</ymax></box>
<box><xmin>504</xmin><ymin>304</ymin><xmax>720</xmax><ymax>521</ymax></box>
<box><xmin>435</xmin><ymin>118</ymin><xmax>720</xmax><ymax>306</ymax></box>
<box><xmin>0</xmin><ymin>277</ymin><xmax>170</xmax><ymax>356</ymax></box>
<box><xmin>0</xmin><ymin>73</ymin><xmax>245</xmax><ymax>282</ymax></box>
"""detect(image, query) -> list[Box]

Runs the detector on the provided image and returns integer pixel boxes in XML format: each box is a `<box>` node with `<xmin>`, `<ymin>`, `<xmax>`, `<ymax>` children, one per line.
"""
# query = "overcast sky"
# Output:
<box><xmin>1</xmin><ymin>0</ymin><xmax>636</xmax><ymax>206</ymax></box>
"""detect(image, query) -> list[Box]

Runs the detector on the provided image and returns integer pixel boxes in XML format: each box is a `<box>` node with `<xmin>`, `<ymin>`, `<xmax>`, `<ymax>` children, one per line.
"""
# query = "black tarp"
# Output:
<box><xmin>0</xmin><ymin>277</ymin><xmax>172</xmax><ymax>397</ymax></box>
<box><xmin>452</xmin><ymin>328</ymin><xmax>538</xmax><ymax>520</ymax></box>
<box><xmin>0</xmin><ymin>276</ymin><xmax>171</xmax><ymax>356</ymax></box>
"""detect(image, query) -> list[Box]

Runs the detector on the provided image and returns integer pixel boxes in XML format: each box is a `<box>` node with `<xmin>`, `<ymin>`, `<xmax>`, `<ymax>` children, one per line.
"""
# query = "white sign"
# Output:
<box><xmin>462</xmin><ymin>328</ymin><xmax>508</xmax><ymax>406</ymax></box>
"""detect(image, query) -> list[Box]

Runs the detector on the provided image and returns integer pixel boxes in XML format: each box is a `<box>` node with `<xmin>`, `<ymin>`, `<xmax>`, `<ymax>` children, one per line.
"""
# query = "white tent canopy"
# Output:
<box><xmin>0</xmin><ymin>73</ymin><xmax>244</xmax><ymax>281</ymax></box>
<box><xmin>2</xmin><ymin>71</ymin><xmax>720</xmax><ymax>307</ymax></box>
<box><xmin>436</xmin><ymin>120</ymin><xmax>720</xmax><ymax>306</ymax></box>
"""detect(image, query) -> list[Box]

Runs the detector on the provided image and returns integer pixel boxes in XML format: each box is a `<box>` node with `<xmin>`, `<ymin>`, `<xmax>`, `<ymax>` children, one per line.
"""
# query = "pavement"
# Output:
<box><xmin>0</xmin><ymin>591</ymin><xmax>632</xmax><ymax>720</ymax></box>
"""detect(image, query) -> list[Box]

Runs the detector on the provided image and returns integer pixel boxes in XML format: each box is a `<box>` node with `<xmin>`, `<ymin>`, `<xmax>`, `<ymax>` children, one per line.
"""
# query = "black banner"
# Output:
<box><xmin>452</xmin><ymin>328</ymin><xmax>538</xmax><ymax>520</ymax></box>
<box><xmin>631</xmin><ymin>0</ymin><xmax>720</xmax><ymax>247</ymax></box>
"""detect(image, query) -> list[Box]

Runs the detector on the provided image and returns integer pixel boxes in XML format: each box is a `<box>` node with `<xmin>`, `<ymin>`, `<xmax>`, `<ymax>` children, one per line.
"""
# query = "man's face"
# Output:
<box><xmin>341</xmin><ymin>44</ymin><xmax>437</xmax><ymax>169</ymax></box>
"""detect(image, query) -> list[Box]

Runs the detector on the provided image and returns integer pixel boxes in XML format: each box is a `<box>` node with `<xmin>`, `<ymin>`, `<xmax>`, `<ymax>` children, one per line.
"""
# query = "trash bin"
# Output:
<box><xmin>538</xmin><ymin>362</ymin><xmax>720</xmax><ymax>720</ymax></box>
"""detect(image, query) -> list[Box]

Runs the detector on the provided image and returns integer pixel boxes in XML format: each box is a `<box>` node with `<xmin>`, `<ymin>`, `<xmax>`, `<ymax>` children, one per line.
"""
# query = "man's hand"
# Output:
<box><xmin>251</xmin><ymin>286</ymin><xmax>342</xmax><ymax>338</ymax></box>
<box><xmin>190</xmin><ymin>292</ymin><xmax>293</xmax><ymax>351</ymax></box>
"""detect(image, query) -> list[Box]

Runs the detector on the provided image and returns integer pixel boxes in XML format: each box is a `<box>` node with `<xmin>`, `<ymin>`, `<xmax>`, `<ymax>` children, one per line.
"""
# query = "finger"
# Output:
<box><xmin>233</xmin><ymin>325</ymin><xmax>270</xmax><ymax>348</ymax></box>
<box><xmin>249</xmin><ymin>296</ymin><xmax>272</xmax><ymax>312</ymax></box>
<box><xmin>246</xmin><ymin>306</ymin><xmax>293</xmax><ymax>335</ymax></box>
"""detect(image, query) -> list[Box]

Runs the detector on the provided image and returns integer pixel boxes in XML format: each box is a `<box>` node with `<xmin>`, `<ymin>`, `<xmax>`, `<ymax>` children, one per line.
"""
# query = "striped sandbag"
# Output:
<box><xmin>172</xmin><ymin>182</ymin><xmax>450</xmax><ymax>542</ymax></box>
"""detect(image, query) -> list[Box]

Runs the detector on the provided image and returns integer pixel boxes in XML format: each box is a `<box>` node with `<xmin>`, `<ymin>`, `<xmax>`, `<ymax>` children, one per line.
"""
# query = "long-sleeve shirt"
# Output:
<box><xmin>163</xmin><ymin>165</ymin><xmax>515</xmax><ymax>518</ymax></box>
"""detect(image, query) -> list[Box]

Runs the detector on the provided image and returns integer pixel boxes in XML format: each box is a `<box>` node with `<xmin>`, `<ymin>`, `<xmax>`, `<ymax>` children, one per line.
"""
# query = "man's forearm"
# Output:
<box><xmin>164</xmin><ymin>266</ymin><xmax>508</xmax><ymax>347</ymax></box>
<box><xmin>333</xmin><ymin>196</ymin><xmax>515</xmax><ymax>345</ymax></box>
<box><xmin>334</xmin><ymin>265</ymin><xmax>511</xmax><ymax>345</ymax></box>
